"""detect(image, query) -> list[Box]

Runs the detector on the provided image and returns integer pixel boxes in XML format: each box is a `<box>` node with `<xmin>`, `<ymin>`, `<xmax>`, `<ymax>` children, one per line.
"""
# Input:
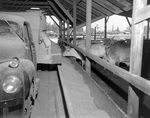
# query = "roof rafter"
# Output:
<box><xmin>53</xmin><ymin>0</ymin><xmax>73</xmax><ymax>23</ymax></box>
<box><xmin>47</xmin><ymin>1</ymin><xmax>67</xmax><ymax>23</ymax></box>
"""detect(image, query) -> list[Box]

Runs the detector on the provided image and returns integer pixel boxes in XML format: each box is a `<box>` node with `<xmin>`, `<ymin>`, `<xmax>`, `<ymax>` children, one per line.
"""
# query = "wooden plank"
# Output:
<box><xmin>92</xmin><ymin>1</ymin><xmax>112</xmax><ymax>15</ymax></box>
<box><xmin>107</xmin><ymin>0</ymin><xmax>126</xmax><ymax>8</ymax></box>
<box><xmin>127</xmin><ymin>0</ymin><xmax>147</xmax><ymax>118</ymax></box>
<box><xmin>77</xmin><ymin>2</ymin><xmax>100</xmax><ymax>17</ymax></box>
<box><xmin>54</xmin><ymin>0</ymin><xmax>73</xmax><ymax>23</ymax></box>
<box><xmin>76</xmin><ymin>7</ymin><xmax>86</xmax><ymax>18</ymax></box>
<box><xmin>93</xmin><ymin>0</ymin><xmax>122</xmax><ymax>14</ymax></box>
<box><xmin>135</xmin><ymin>5</ymin><xmax>150</xmax><ymax>24</ymax></box>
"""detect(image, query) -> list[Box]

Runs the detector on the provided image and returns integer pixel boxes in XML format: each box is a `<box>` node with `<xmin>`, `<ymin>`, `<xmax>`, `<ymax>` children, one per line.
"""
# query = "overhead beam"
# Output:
<box><xmin>126</xmin><ymin>16</ymin><xmax>131</xmax><ymax>27</ymax></box>
<box><xmin>0</xmin><ymin>1</ymin><xmax>49</xmax><ymax>5</ymax></box>
<box><xmin>47</xmin><ymin>7</ymin><xmax>61</xmax><ymax>21</ymax></box>
<box><xmin>54</xmin><ymin>0</ymin><xmax>73</xmax><ymax>23</ymax></box>
<box><xmin>135</xmin><ymin>4</ymin><xmax>150</xmax><ymax>24</ymax></box>
<box><xmin>76</xmin><ymin>15</ymin><xmax>105</xmax><ymax>29</ymax></box>
<box><xmin>47</xmin><ymin>1</ymin><xmax>67</xmax><ymax>22</ymax></box>
<box><xmin>0</xmin><ymin>5</ymin><xmax>48</xmax><ymax>8</ymax></box>
<box><xmin>49</xmin><ymin>14</ymin><xmax>59</xmax><ymax>27</ymax></box>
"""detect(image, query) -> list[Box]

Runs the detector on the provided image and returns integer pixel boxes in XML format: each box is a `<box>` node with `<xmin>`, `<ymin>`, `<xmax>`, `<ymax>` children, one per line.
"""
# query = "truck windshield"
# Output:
<box><xmin>0</xmin><ymin>20</ymin><xmax>17</xmax><ymax>37</ymax></box>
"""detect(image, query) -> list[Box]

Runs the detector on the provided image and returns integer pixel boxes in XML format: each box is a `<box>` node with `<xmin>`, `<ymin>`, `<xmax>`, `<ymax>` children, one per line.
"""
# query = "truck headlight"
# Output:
<box><xmin>3</xmin><ymin>75</ymin><xmax>22</xmax><ymax>94</ymax></box>
<box><xmin>9</xmin><ymin>57</ymin><xmax>19</xmax><ymax>68</ymax></box>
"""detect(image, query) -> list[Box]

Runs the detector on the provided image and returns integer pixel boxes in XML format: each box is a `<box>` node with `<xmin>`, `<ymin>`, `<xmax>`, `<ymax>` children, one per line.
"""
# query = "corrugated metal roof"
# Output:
<box><xmin>0</xmin><ymin>0</ymin><xmax>133</xmax><ymax>27</ymax></box>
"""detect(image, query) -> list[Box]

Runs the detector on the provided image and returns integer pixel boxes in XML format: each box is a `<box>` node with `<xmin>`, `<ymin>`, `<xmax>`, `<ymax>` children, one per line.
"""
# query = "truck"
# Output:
<box><xmin>0</xmin><ymin>11</ymin><xmax>52</xmax><ymax>64</ymax></box>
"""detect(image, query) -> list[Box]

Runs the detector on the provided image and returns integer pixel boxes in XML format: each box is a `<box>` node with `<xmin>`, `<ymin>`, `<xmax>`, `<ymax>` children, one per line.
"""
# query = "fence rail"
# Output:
<box><xmin>61</xmin><ymin>39</ymin><xmax>150</xmax><ymax>97</ymax></box>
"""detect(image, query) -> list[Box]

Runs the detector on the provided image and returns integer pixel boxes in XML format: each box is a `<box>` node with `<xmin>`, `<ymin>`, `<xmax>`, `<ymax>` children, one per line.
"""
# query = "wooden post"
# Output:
<box><xmin>104</xmin><ymin>17</ymin><xmax>107</xmax><ymax>38</ymax></box>
<box><xmin>94</xmin><ymin>26</ymin><xmax>96</xmax><ymax>40</ymax></box>
<box><xmin>127</xmin><ymin>0</ymin><xmax>147</xmax><ymax>118</ymax></box>
<box><xmin>63</xmin><ymin>21</ymin><xmax>65</xmax><ymax>39</ymax></box>
<box><xmin>85</xmin><ymin>0</ymin><xmax>92</xmax><ymax>76</ymax></box>
<box><xmin>73</xmin><ymin>0</ymin><xmax>76</xmax><ymax>45</ymax></box>
<box><xmin>147</xmin><ymin>20</ymin><xmax>149</xmax><ymax>39</ymax></box>
<box><xmin>59</xmin><ymin>21</ymin><xmax>62</xmax><ymax>39</ymax></box>
<box><xmin>67</xmin><ymin>20</ymin><xmax>70</xmax><ymax>42</ymax></box>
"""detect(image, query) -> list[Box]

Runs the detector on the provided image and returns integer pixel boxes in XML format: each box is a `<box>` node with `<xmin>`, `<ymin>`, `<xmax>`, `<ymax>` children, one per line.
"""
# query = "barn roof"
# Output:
<box><xmin>0</xmin><ymin>0</ymin><xmax>133</xmax><ymax>28</ymax></box>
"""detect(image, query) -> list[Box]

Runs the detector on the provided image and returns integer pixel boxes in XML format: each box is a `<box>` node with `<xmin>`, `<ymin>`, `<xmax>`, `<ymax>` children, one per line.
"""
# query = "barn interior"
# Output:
<box><xmin>1</xmin><ymin>0</ymin><xmax>150</xmax><ymax>118</ymax></box>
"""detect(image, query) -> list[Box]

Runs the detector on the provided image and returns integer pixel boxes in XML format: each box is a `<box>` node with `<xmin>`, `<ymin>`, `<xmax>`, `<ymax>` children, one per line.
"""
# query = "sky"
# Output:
<box><xmin>46</xmin><ymin>15</ymin><xmax>132</xmax><ymax>32</ymax></box>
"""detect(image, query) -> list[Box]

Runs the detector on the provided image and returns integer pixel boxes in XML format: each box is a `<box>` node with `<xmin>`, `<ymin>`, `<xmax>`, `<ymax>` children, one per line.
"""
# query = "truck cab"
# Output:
<box><xmin>0</xmin><ymin>14</ymin><xmax>39</xmax><ymax>118</ymax></box>
<box><xmin>0</xmin><ymin>11</ymin><xmax>52</xmax><ymax>64</ymax></box>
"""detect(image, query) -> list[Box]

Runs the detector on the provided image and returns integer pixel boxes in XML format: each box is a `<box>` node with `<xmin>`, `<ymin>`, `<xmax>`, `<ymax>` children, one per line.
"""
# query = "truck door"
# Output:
<box><xmin>23</xmin><ymin>22</ymin><xmax>36</xmax><ymax>66</ymax></box>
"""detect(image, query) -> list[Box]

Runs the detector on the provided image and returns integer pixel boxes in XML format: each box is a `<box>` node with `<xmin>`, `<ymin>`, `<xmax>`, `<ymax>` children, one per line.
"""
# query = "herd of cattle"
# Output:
<box><xmin>59</xmin><ymin>37</ymin><xmax>131</xmax><ymax>68</ymax></box>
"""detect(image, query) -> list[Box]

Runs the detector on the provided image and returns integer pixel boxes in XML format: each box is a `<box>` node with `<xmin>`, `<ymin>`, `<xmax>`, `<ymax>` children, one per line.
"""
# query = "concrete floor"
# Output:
<box><xmin>31</xmin><ymin>71</ymin><xmax>65</xmax><ymax>118</ymax></box>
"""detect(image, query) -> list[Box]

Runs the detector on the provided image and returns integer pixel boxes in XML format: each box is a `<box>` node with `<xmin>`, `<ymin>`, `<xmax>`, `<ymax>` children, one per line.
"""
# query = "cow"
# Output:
<box><xmin>78</xmin><ymin>43</ymin><xmax>106</xmax><ymax>58</ymax></box>
<box><xmin>62</xmin><ymin>42</ymin><xmax>107</xmax><ymax>67</ymax></box>
<box><xmin>104</xmin><ymin>40</ymin><xmax>130</xmax><ymax>67</ymax></box>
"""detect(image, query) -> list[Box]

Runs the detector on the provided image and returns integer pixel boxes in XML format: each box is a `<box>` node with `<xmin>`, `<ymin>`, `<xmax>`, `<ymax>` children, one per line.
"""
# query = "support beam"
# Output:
<box><xmin>63</xmin><ymin>21</ymin><xmax>66</xmax><ymax>39</ymax></box>
<box><xmin>69</xmin><ymin>29</ymin><xmax>73</xmax><ymax>38</ymax></box>
<box><xmin>147</xmin><ymin>20</ymin><xmax>149</xmax><ymax>39</ymax></box>
<box><xmin>49</xmin><ymin>15</ymin><xmax>59</xmax><ymax>27</ymax></box>
<box><xmin>126</xmin><ymin>16</ymin><xmax>131</xmax><ymax>27</ymax></box>
<box><xmin>94</xmin><ymin>27</ymin><xmax>96</xmax><ymax>40</ymax></box>
<box><xmin>0</xmin><ymin>1</ymin><xmax>49</xmax><ymax>5</ymax></box>
<box><xmin>104</xmin><ymin>17</ymin><xmax>108</xmax><ymax>38</ymax></box>
<box><xmin>0</xmin><ymin>4</ymin><xmax>47</xmax><ymax>8</ymax></box>
<box><xmin>127</xmin><ymin>0</ymin><xmax>147</xmax><ymax>118</ymax></box>
<box><xmin>47</xmin><ymin>7</ymin><xmax>61</xmax><ymax>21</ymax></box>
<box><xmin>67</xmin><ymin>20</ymin><xmax>70</xmax><ymax>42</ymax></box>
<box><xmin>73</xmin><ymin>0</ymin><xmax>77</xmax><ymax>45</ymax></box>
<box><xmin>47</xmin><ymin>1</ymin><xmax>67</xmax><ymax>23</ymax></box>
<box><xmin>76</xmin><ymin>15</ymin><xmax>106</xmax><ymax>30</ymax></box>
<box><xmin>54</xmin><ymin>0</ymin><xmax>73</xmax><ymax>23</ymax></box>
<box><xmin>135</xmin><ymin>4</ymin><xmax>150</xmax><ymax>24</ymax></box>
<box><xmin>59</xmin><ymin>21</ymin><xmax>62</xmax><ymax>39</ymax></box>
<box><xmin>85</xmin><ymin>0</ymin><xmax>92</xmax><ymax>76</ymax></box>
